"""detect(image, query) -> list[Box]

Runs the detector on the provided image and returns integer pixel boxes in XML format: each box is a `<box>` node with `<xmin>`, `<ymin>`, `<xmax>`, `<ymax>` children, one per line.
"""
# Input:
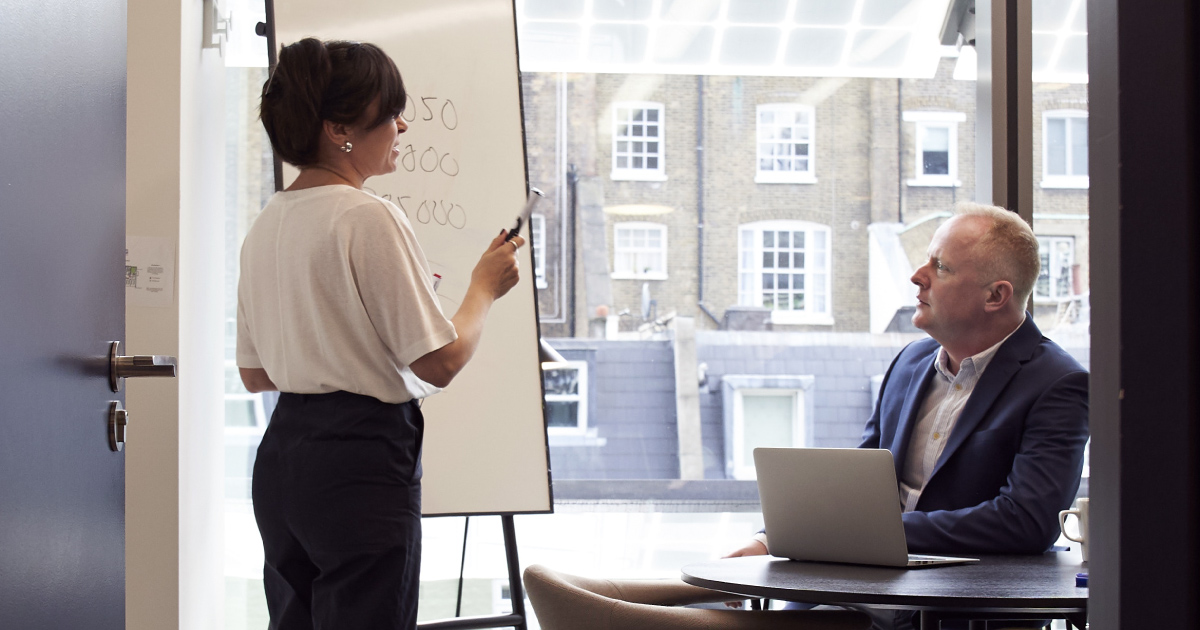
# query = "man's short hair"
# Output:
<box><xmin>955</xmin><ymin>202</ymin><xmax>1041</xmax><ymax>306</ymax></box>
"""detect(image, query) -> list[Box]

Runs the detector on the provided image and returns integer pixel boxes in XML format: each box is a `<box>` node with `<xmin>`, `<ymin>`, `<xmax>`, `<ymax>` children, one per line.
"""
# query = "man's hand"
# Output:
<box><xmin>721</xmin><ymin>538</ymin><xmax>769</xmax><ymax>608</ymax></box>
<box><xmin>723</xmin><ymin>538</ymin><xmax>768</xmax><ymax>558</ymax></box>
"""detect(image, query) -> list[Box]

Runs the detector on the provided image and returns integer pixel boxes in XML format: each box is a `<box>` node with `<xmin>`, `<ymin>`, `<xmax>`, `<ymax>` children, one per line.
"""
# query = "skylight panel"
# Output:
<box><xmin>784</xmin><ymin>28</ymin><xmax>848</xmax><ymax>67</ymax></box>
<box><xmin>520</xmin><ymin>23</ymin><xmax>582</xmax><ymax>64</ymax></box>
<box><xmin>523</xmin><ymin>0</ymin><xmax>584</xmax><ymax>20</ymax></box>
<box><xmin>661</xmin><ymin>0</ymin><xmax>722</xmax><ymax>23</ymax></box>
<box><xmin>1057</xmin><ymin>35</ymin><xmax>1088</xmax><ymax>75</ymax></box>
<box><xmin>793</xmin><ymin>0</ymin><xmax>856</xmax><ymax>26</ymax></box>
<box><xmin>721</xmin><ymin>27</ymin><xmax>783</xmax><ymax>65</ymax></box>
<box><xmin>593</xmin><ymin>0</ymin><xmax>654</xmax><ymax>21</ymax></box>
<box><xmin>589</xmin><ymin>24</ymin><xmax>649</xmax><ymax>64</ymax></box>
<box><xmin>653</xmin><ymin>25</ymin><xmax>716</xmax><ymax>65</ymax></box>
<box><xmin>859</xmin><ymin>0</ymin><xmax>914</xmax><ymax>28</ymax></box>
<box><xmin>727</xmin><ymin>0</ymin><xmax>790</xmax><ymax>23</ymax></box>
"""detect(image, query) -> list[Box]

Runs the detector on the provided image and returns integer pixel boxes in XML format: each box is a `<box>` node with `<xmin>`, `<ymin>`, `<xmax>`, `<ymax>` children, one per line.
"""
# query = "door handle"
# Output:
<box><xmin>108</xmin><ymin>341</ymin><xmax>177</xmax><ymax>392</ymax></box>
<box><xmin>108</xmin><ymin>401</ymin><xmax>129</xmax><ymax>452</ymax></box>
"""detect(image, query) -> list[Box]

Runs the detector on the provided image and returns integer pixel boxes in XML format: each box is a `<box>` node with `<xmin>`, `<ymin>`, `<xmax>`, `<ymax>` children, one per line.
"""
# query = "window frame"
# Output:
<box><xmin>737</xmin><ymin>220</ymin><xmax>833</xmax><ymax>326</ymax></box>
<box><xmin>612</xmin><ymin>221</ymin><xmax>669</xmax><ymax>280</ymax></box>
<box><xmin>755</xmin><ymin>103</ymin><xmax>817</xmax><ymax>184</ymax></box>
<box><xmin>1035</xmin><ymin>235</ymin><xmax>1077</xmax><ymax>302</ymax></box>
<box><xmin>1041</xmin><ymin>109</ymin><xmax>1090</xmax><ymax>189</ymax></box>
<box><xmin>722</xmin><ymin>375</ymin><xmax>815</xmax><ymax>480</ymax></box>
<box><xmin>610</xmin><ymin>101</ymin><xmax>666</xmax><ymax>181</ymax></box>
<box><xmin>543</xmin><ymin>360</ymin><xmax>589</xmax><ymax>436</ymax></box>
<box><xmin>903</xmin><ymin>111</ymin><xmax>965</xmax><ymax>187</ymax></box>
<box><xmin>531</xmin><ymin>212</ymin><xmax>548</xmax><ymax>289</ymax></box>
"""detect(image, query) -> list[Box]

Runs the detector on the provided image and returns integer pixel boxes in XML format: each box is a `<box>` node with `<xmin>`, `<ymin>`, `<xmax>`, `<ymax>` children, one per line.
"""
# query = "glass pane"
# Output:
<box><xmin>1071</xmin><ymin>118</ymin><xmax>1088</xmax><ymax>176</ymax></box>
<box><xmin>924</xmin><ymin>126</ymin><xmax>949</xmax><ymax>151</ymax></box>
<box><xmin>546</xmin><ymin>401</ymin><xmax>579</xmax><ymax>427</ymax></box>
<box><xmin>225</xmin><ymin>399</ymin><xmax>256</xmax><ymax>427</ymax></box>
<box><xmin>1046</xmin><ymin>118</ymin><xmax>1067</xmax><ymax>175</ymax></box>
<box><xmin>742</xmin><ymin>394</ymin><xmax>794</xmax><ymax>465</ymax></box>
<box><xmin>544</xmin><ymin>368</ymin><xmax>579</xmax><ymax>396</ymax></box>
<box><xmin>923</xmin><ymin>150</ymin><xmax>949</xmax><ymax>175</ymax></box>
<box><xmin>778</xmin><ymin>231</ymin><xmax>789</xmax><ymax>247</ymax></box>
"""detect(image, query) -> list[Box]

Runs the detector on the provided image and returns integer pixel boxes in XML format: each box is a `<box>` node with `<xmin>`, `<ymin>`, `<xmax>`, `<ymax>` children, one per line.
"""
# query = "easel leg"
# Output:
<box><xmin>502</xmin><ymin>515</ymin><xmax>528</xmax><ymax>630</ymax></box>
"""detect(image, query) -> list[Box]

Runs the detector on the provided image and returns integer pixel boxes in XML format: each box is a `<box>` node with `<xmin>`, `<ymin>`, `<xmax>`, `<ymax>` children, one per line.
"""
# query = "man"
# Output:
<box><xmin>727</xmin><ymin>203</ymin><xmax>1089</xmax><ymax>627</ymax></box>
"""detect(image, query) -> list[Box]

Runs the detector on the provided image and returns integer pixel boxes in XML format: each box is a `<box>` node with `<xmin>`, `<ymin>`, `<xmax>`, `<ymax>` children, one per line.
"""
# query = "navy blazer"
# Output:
<box><xmin>860</xmin><ymin>316</ymin><xmax>1089</xmax><ymax>555</ymax></box>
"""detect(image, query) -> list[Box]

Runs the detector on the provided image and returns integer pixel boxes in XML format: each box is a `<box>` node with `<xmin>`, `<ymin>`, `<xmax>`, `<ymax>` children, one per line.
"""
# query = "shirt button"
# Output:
<box><xmin>954</xmin><ymin>384</ymin><xmax>963</xmax><ymax>391</ymax></box>
<box><xmin>933</xmin><ymin>432</ymin><xmax>941</xmax><ymax>439</ymax></box>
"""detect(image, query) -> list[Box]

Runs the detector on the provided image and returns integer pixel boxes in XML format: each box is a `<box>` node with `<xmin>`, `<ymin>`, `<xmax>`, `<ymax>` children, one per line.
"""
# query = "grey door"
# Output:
<box><xmin>0</xmin><ymin>0</ymin><xmax>128</xmax><ymax>627</ymax></box>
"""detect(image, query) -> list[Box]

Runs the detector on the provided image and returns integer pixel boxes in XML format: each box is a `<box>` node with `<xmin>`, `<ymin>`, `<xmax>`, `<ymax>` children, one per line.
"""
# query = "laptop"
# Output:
<box><xmin>753</xmin><ymin>447</ymin><xmax>978</xmax><ymax>568</ymax></box>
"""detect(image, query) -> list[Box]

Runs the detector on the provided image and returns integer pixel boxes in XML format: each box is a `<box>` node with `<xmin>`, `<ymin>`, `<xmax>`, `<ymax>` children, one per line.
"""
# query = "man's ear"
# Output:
<box><xmin>983</xmin><ymin>280</ymin><xmax>1014</xmax><ymax>312</ymax></box>
<box><xmin>322</xmin><ymin>120</ymin><xmax>352</xmax><ymax>148</ymax></box>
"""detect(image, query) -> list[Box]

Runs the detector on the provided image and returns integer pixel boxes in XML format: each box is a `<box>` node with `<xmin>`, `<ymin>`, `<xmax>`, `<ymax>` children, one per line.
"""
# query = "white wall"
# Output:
<box><xmin>127</xmin><ymin>1</ymin><xmax>226</xmax><ymax>628</ymax></box>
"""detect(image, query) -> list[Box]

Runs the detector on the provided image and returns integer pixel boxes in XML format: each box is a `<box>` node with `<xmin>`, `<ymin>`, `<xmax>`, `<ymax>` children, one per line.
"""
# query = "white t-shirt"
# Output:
<box><xmin>236</xmin><ymin>185</ymin><xmax>457</xmax><ymax>404</ymax></box>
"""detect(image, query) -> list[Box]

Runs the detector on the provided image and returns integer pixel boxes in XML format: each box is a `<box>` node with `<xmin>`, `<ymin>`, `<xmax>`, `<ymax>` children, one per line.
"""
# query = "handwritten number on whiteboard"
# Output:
<box><xmin>401</xmin><ymin>145</ymin><xmax>417</xmax><ymax>172</ymax></box>
<box><xmin>441</xmin><ymin>100</ymin><xmax>458</xmax><ymax>130</ymax></box>
<box><xmin>420</xmin><ymin>147</ymin><xmax>440</xmax><ymax>173</ymax></box>
<box><xmin>420</xmin><ymin>97</ymin><xmax>436</xmax><ymax>122</ymax></box>
<box><xmin>401</xmin><ymin>95</ymin><xmax>417</xmax><ymax>123</ymax></box>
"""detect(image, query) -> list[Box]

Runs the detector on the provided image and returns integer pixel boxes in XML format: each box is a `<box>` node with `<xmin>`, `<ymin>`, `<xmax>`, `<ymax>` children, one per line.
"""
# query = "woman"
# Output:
<box><xmin>237</xmin><ymin>38</ymin><xmax>523</xmax><ymax>629</ymax></box>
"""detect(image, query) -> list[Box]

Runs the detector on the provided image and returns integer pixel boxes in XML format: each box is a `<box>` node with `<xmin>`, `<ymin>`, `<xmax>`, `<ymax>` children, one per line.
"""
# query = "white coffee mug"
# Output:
<box><xmin>1059</xmin><ymin>497</ymin><xmax>1089</xmax><ymax>563</ymax></box>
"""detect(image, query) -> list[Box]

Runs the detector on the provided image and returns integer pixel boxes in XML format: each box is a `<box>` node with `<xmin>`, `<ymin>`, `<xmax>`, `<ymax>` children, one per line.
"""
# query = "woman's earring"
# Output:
<box><xmin>340</xmin><ymin>142</ymin><xmax>353</xmax><ymax>153</ymax></box>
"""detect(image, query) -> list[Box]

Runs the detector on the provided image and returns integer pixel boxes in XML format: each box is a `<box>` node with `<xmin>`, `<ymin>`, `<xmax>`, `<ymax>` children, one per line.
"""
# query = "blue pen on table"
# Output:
<box><xmin>506</xmin><ymin>187</ymin><xmax>544</xmax><ymax>242</ymax></box>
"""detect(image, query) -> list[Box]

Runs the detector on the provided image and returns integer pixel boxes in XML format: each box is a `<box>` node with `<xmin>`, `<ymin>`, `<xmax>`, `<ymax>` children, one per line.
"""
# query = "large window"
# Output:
<box><xmin>613</xmin><ymin>222</ymin><xmax>667</xmax><ymax>279</ymax></box>
<box><xmin>738</xmin><ymin>221</ymin><xmax>831</xmax><ymax>325</ymax></box>
<box><xmin>904</xmin><ymin>112</ymin><xmax>965</xmax><ymax>187</ymax></box>
<box><xmin>756</xmin><ymin>104</ymin><xmax>816</xmax><ymax>184</ymax></box>
<box><xmin>611</xmin><ymin>102</ymin><xmax>665</xmax><ymax>181</ymax></box>
<box><xmin>1042</xmin><ymin>110</ymin><xmax>1089</xmax><ymax>188</ymax></box>
<box><xmin>1036</xmin><ymin>236</ymin><xmax>1077</xmax><ymax>301</ymax></box>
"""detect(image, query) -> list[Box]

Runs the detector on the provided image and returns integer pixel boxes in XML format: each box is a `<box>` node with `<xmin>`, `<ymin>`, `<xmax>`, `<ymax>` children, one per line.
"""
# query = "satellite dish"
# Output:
<box><xmin>641</xmin><ymin>283</ymin><xmax>652</xmax><ymax>320</ymax></box>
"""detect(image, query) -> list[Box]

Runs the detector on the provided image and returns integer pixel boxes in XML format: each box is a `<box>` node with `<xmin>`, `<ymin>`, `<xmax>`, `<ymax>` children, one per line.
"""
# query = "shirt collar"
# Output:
<box><xmin>933</xmin><ymin>314</ymin><xmax>1026</xmax><ymax>380</ymax></box>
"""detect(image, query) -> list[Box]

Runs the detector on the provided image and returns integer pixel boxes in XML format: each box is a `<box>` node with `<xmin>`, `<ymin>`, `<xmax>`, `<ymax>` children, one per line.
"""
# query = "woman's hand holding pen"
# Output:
<box><xmin>470</xmin><ymin>230</ymin><xmax>524</xmax><ymax>300</ymax></box>
<box><xmin>411</xmin><ymin>231</ymin><xmax>524</xmax><ymax>387</ymax></box>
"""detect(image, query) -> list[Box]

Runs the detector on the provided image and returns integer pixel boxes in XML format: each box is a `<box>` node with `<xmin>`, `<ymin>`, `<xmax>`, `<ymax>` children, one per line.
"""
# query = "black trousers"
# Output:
<box><xmin>253</xmin><ymin>391</ymin><xmax>425</xmax><ymax>630</ymax></box>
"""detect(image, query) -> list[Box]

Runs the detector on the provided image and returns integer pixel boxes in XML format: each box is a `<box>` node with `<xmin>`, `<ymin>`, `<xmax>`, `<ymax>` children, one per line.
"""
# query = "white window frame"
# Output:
<box><xmin>1041</xmin><ymin>109</ymin><xmax>1090</xmax><ymax>189</ymax></box>
<box><xmin>531</xmin><ymin>213</ymin><xmax>548</xmax><ymax>289</ymax></box>
<box><xmin>610</xmin><ymin>101</ymin><xmax>666</xmax><ymax>181</ymax></box>
<box><xmin>1035</xmin><ymin>235</ymin><xmax>1077</xmax><ymax>302</ymax></box>
<box><xmin>722</xmin><ymin>375</ymin><xmax>815</xmax><ymax>480</ymax></box>
<box><xmin>904</xmin><ymin>111</ymin><xmax>965</xmax><ymax>187</ymax></box>
<box><xmin>544</xmin><ymin>360</ymin><xmax>589</xmax><ymax>435</ymax></box>
<box><xmin>755</xmin><ymin>103</ymin><xmax>816</xmax><ymax>184</ymax></box>
<box><xmin>737</xmin><ymin>220</ymin><xmax>833</xmax><ymax>326</ymax></box>
<box><xmin>612</xmin><ymin>221</ymin><xmax>668</xmax><ymax>280</ymax></box>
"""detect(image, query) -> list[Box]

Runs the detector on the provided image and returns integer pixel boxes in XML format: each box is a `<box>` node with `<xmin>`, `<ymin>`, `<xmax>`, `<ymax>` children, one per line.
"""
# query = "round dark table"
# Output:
<box><xmin>681</xmin><ymin>551</ymin><xmax>1088</xmax><ymax>629</ymax></box>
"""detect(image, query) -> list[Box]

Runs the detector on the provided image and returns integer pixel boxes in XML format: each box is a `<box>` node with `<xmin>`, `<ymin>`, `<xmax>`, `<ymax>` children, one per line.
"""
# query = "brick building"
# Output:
<box><xmin>522</xmin><ymin>55</ymin><xmax>1089</xmax><ymax>339</ymax></box>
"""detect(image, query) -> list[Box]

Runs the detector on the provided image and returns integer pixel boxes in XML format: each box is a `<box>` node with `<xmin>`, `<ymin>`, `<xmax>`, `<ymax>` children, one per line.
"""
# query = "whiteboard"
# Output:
<box><xmin>272</xmin><ymin>0</ymin><xmax>551</xmax><ymax>516</ymax></box>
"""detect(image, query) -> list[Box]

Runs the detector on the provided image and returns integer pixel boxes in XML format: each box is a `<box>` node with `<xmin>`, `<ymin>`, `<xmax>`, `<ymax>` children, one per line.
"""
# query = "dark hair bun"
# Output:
<box><xmin>260</xmin><ymin>38</ymin><xmax>406</xmax><ymax>167</ymax></box>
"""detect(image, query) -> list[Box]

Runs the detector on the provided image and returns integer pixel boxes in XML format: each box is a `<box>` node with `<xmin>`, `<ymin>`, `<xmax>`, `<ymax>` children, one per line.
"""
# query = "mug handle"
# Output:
<box><xmin>1059</xmin><ymin>509</ymin><xmax>1084</xmax><ymax>543</ymax></box>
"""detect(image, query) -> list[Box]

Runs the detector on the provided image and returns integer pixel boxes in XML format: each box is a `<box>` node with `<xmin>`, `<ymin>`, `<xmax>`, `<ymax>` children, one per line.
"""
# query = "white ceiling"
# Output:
<box><xmin>516</xmin><ymin>0</ymin><xmax>1088</xmax><ymax>83</ymax></box>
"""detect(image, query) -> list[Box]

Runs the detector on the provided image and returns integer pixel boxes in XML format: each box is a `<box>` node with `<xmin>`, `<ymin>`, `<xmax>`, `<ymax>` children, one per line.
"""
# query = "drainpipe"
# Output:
<box><xmin>897</xmin><ymin>78</ymin><xmax>904</xmax><ymax>224</ymax></box>
<box><xmin>696</xmin><ymin>75</ymin><xmax>722</xmax><ymax>328</ymax></box>
<box><xmin>567</xmin><ymin>163</ymin><xmax>578</xmax><ymax>338</ymax></box>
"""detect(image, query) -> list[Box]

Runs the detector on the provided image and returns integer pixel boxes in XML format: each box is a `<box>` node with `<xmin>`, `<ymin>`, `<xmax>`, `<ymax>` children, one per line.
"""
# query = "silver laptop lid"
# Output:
<box><xmin>754</xmin><ymin>447</ymin><xmax>910</xmax><ymax>567</ymax></box>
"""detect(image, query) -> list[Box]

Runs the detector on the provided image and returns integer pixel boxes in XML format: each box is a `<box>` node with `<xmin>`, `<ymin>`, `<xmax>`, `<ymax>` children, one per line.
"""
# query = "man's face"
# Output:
<box><xmin>910</xmin><ymin>216</ymin><xmax>991</xmax><ymax>344</ymax></box>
